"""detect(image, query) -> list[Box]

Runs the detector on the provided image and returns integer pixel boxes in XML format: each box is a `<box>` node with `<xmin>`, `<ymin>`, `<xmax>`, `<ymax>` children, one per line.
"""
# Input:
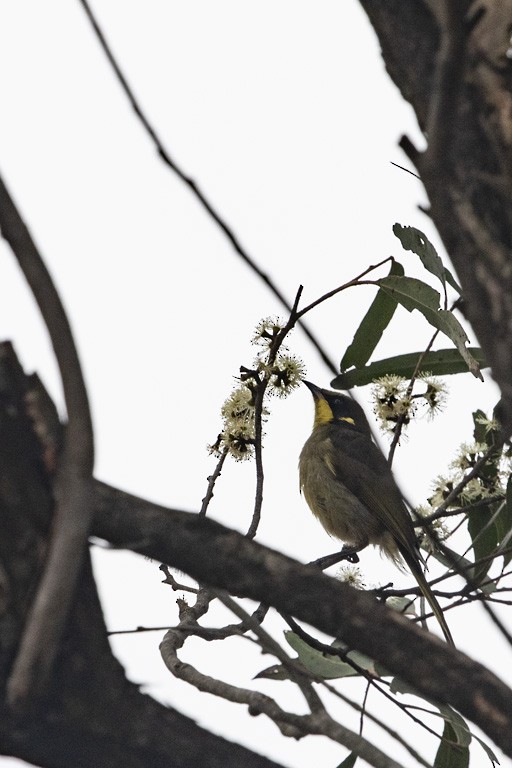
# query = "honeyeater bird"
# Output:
<box><xmin>299</xmin><ymin>380</ymin><xmax>454</xmax><ymax>646</ymax></box>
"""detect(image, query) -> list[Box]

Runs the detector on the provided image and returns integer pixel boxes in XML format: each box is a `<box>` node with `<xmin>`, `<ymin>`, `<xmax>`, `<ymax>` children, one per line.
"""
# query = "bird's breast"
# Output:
<box><xmin>299</xmin><ymin>433</ymin><xmax>383</xmax><ymax>547</ymax></box>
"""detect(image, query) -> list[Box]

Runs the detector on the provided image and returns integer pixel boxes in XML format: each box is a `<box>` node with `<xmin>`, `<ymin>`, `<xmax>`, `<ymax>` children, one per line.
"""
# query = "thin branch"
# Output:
<box><xmin>199</xmin><ymin>448</ymin><xmax>228</xmax><ymax>517</ymax></box>
<box><xmin>212</xmin><ymin>589</ymin><xmax>325</xmax><ymax>714</ymax></box>
<box><xmin>78</xmin><ymin>0</ymin><xmax>337</xmax><ymax>373</ymax></box>
<box><xmin>160</xmin><ymin>621</ymin><xmax>408</xmax><ymax>768</ymax></box>
<box><xmin>282</xmin><ymin>614</ymin><xmax>442</xmax><ymax>743</ymax></box>
<box><xmin>295</xmin><ymin>259</ymin><xmax>394</xmax><ymax>320</ymax></box>
<box><xmin>88</xmin><ymin>480</ymin><xmax>512</xmax><ymax>755</ymax></box>
<box><xmin>0</xmin><ymin>173</ymin><xmax>94</xmax><ymax>711</ymax></box>
<box><xmin>323</xmin><ymin>680</ymin><xmax>433</xmax><ymax>768</ymax></box>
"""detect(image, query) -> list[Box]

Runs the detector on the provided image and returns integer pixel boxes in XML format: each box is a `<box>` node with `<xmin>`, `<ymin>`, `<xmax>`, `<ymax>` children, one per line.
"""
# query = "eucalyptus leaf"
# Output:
<box><xmin>340</xmin><ymin>260</ymin><xmax>403</xmax><ymax>372</ymax></box>
<box><xmin>377</xmin><ymin>274</ymin><xmax>441</xmax><ymax>312</ymax></box>
<box><xmin>377</xmin><ymin>276</ymin><xmax>482</xmax><ymax>379</ymax></box>
<box><xmin>473</xmin><ymin>409</ymin><xmax>489</xmax><ymax>443</ymax></box>
<box><xmin>434</xmin><ymin>722</ymin><xmax>470</xmax><ymax>768</ymax></box>
<box><xmin>473</xmin><ymin>734</ymin><xmax>500</xmax><ymax>766</ymax></box>
<box><xmin>332</xmin><ymin>348</ymin><xmax>487</xmax><ymax>389</ymax></box>
<box><xmin>393</xmin><ymin>223</ymin><xmax>446</xmax><ymax>287</ymax></box>
<box><xmin>467</xmin><ymin>507</ymin><xmax>498</xmax><ymax>583</ymax></box>
<box><xmin>393</xmin><ymin>223</ymin><xmax>462</xmax><ymax>293</ymax></box>
<box><xmin>284</xmin><ymin>632</ymin><xmax>358</xmax><ymax>679</ymax></box>
<box><xmin>500</xmin><ymin>476</ymin><xmax>512</xmax><ymax>566</ymax></box>
<box><xmin>438</xmin><ymin>705</ymin><xmax>472</xmax><ymax>748</ymax></box>
<box><xmin>337</xmin><ymin>753</ymin><xmax>358</xmax><ymax>768</ymax></box>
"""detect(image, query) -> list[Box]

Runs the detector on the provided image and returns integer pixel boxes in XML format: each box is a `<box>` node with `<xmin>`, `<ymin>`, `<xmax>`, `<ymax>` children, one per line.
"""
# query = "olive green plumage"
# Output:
<box><xmin>299</xmin><ymin>380</ymin><xmax>454</xmax><ymax>646</ymax></box>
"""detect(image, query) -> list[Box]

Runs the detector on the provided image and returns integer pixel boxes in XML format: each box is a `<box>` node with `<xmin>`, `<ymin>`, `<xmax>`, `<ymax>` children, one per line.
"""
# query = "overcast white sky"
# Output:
<box><xmin>0</xmin><ymin>3</ymin><xmax>509</xmax><ymax>767</ymax></box>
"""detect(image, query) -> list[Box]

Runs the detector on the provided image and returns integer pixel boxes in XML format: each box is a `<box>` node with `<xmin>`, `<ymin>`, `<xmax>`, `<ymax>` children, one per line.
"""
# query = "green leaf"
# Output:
<box><xmin>393</xmin><ymin>223</ymin><xmax>462</xmax><ymax>293</ymax></box>
<box><xmin>434</xmin><ymin>722</ymin><xmax>470</xmax><ymax>768</ymax></box>
<box><xmin>438</xmin><ymin>705</ymin><xmax>472</xmax><ymax>748</ymax></box>
<box><xmin>331</xmin><ymin>348</ymin><xmax>487</xmax><ymax>389</ymax></box>
<box><xmin>337</xmin><ymin>754</ymin><xmax>357</xmax><ymax>768</ymax></box>
<box><xmin>473</xmin><ymin>409</ymin><xmax>489</xmax><ymax>443</ymax></box>
<box><xmin>500</xmin><ymin>476</ymin><xmax>512</xmax><ymax>566</ymax></box>
<box><xmin>467</xmin><ymin>500</ymin><xmax>502</xmax><ymax>583</ymax></box>
<box><xmin>393</xmin><ymin>224</ymin><xmax>446</xmax><ymax>287</ymax></box>
<box><xmin>340</xmin><ymin>260</ymin><xmax>404</xmax><ymax>372</ymax></box>
<box><xmin>473</xmin><ymin>734</ymin><xmax>500</xmax><ymax>766</ymax></box>
<box><xmin>433</xmin><ymin>311</ymin><xmax>482</xmax><ymax>380</ymax></box>
<box><xmin>444</xmin><ymin>268</ymin><xmax>462</xmax><ymax>295</ymax></box>
<box><xmin>429</xmin><ymin>544</ymin><xmax>479</xmax><ymax>584</ymax></box>
<box><xmin>284</xmin><ymin>632</ymin><xmax>358</xmax><ymax>679</ymax></box>
<box><xmin>377</xmin><ymin>274</ymin><xmax>441</xmax><ymax>312</ymax></box>
<box><xmin>389</xmin><ymin>676</ymin><xmax>423</xmax><ymax>696</ymax></box>
<box><xmin>377</xmin><ymin>276</ymin><xmax>482</xmax><ymax>379</ymax></box>
<box><xmin>253</xmin><ymin>664</ymin><xmax>291</xmax><ymax>681</ymax></box>
<box><xmin>385</xmin><ymin>595</ymin><xmax>417</xmax><ymax>616</ymax></box>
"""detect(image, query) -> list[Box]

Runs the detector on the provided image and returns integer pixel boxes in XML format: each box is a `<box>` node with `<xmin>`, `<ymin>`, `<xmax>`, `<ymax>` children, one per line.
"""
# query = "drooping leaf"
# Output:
<box><xmin>468</xmin><ymin>507</ymin><xmax>499</xmax><ymax>583</ymax></box>
<box><xmin>377</xmin><ymin>274</ymin><xmax>441</xmax><ymax>312</ymax></box>
<box><xmin>429</xmin><ymin>545</ymin><xmax>475</xmax><ymax>581</ymax></box>
<box><xmin>336</xmin><ymin>753</ymin><xmax>358</xmax><ymax>768</ymax></box>
<box><xmin>393</xmin><ymin>223</ymin><xmax>462</xmax><ymax>293</ymax></box>
<box><xmin>377</xmin><ymin>276</ymin><xmax>482</xmax><ymax>379</ymax></box>
<box><xmin>438</xmin><ymin>705</ymin><xmax>472</xmax><ymax>748</ymax></box>
<box><xmin>254</xmin><ymin>664</ymin><xmax>291</xmax><ymax>681</ymax></box>
<box><xmin>432</xmin><ymin>311</ymin><xmax>482</xmax><ymax>380</ymax></box>
<box><xmin>332</xmin><ymin>348</ymin><xmax>487</xmax><ymax>389</ymax></box>
<box><xmin>393</xmin><ymin>224</ymin><xmax>446</xmax><ymax>287</ymax></box>
<box><xmin>500</xmin><ymin>475</ymin><xmax>512</xmax><ymax>566</ymax></box>
<box><xmin>434</xmin><ymin>722</ymin><xmax>470</xmax><ymax>768</ymax></box>
<box><xmin>444</xmin><ymin>269</ymin><xmax>463</xmax><ymax>294</ymax></box>
<box><xmin>473</xmin><ymin>409</ymin><xmax>489</xmax><ymax>443</ymax></box>
<box><xmin>472</xmin><ymin>734</ymin><xmax>500</xmax><ymax>766</ymax></box>
<box><xmin>340</xmin><ymin>260</ymin><xmax>404</xmax><ymax>372</ymax></box>
<box><xmin>284</xmin><ymin>631</ymin><xmax>389</xmax><ymax>680</ymax></box>
<box><xmin>284</xmin><ymin>632</ymin><xmax>358</xmax><ymax>679</ymax></box>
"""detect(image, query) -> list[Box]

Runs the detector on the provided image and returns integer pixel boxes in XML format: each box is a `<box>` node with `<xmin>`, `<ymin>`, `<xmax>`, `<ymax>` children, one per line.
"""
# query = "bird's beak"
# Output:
<box><xmin>302</xmin><ymin>380</ymin><xmax>323</xmax><ymax>399</ymax></box>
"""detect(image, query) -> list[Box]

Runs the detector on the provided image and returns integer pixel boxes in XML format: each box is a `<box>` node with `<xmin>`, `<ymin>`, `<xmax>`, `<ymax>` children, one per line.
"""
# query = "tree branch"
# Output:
<box><xmin>92</xmin><ymin>480</ymin><xmax>512</xmax><ymax>757</ymax></box>
<box><xmin>0</xmin><ymin>173</ymin><xmax>95</xmax><ymax>711</ymax></box>
<box><xmin>77</xmin><ymin>0</ymin><xmax>337</xmax><ymax>373</ymax></box>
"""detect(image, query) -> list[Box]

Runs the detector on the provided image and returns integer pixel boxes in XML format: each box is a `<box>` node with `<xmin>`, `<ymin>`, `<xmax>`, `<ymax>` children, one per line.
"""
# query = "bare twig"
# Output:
<box><xmin>212</xmin><ymin>589</ymin><xmax>324</xmax><ymax>714</ymax></box>
<box><xmin>160</xmin><ymin>608</ymin><xmax>408</xmax><ymax>768</ymax></box>
<box><xmin>199</xmin><ymin>447</ymin><xmax>228</xmax><ymax>517</ymax></box>
<box><xmin>0</xmin><ymin>173</ymin><xmax>94</xmax><ymax>710</ymax></box>
<box><xmin>323</xmin><ymin>680</ymin><xmax>433</xmax><ymax>768</ymax></box>
<box><xmin>78</xmin><ymin>0</ymin><xmax>337</xmax><ymax>374</ymax></box>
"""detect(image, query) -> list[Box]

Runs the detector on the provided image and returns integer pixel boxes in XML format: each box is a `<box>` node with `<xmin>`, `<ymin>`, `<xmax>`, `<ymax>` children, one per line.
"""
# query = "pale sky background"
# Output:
<box><xmin>0</xmin><ymin>3</ymin><xmax>509</xmax><ymax>768</ymax></box>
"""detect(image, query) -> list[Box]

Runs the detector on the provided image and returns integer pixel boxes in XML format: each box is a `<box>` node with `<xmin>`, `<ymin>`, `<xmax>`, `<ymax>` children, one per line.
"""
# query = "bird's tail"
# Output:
<box><xmin>400</xmin><ymin>548</ymin><xmax>454</xmax><ymax>647</ymax></box>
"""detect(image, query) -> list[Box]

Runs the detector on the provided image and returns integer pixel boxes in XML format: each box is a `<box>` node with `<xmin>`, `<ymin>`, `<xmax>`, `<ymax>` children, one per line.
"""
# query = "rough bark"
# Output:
<box><xmin>1</xmin><ymin>344</ymin><xmax>512</xmax><ymax>762</ymax></box>
<box><xmin>360</xmin><ymin>0</ymin><xmax>512</xmax><ymax>422</ymax></box>
<box><xmin>0</xmin><ymin>343</ymin><xmax>282</xmax><ymax>768</ymax></box>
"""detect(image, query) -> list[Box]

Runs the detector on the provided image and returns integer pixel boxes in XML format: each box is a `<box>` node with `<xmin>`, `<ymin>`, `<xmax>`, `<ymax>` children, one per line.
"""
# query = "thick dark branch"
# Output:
<box><xmin>92</xmin><ymin>480</ymin><xmax>512</xmax><ymax>757</ymax></box>
<box><xmin>0</xmin><ymin>344</ymin><xmax>282</xmax><ymax>768</ymax></box>
<box><xmin>359</xmin><ymin>1</ymin><xmax>512</xmax><ymax>424</ymax></box>
<box><xmin>0</xmin><ymin>174</ymin><xmax>95</xmax><ymax>710</ymax></box>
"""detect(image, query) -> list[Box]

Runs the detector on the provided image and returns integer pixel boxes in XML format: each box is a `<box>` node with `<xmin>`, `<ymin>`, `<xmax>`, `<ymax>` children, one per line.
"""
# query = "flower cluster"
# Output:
<box><xmin>421</xmin><ymin>422</ymin><xmax>509</xmax><ymax>518</ymax></box>
<box><xmin>372</xmin><ymin>375</ymin><xmax>413</xmax><ymax>433</ymax></box>
<box><xmin>371</xmin><ymin>373</ymin><xmax>448</xmax><ymax>435</ymax></box>
<box><xmin>414</xmin><ymin>502</ymin><xmax>451</xmax><ymax>552</ymax></box>
<box><xmin>209</xmin><ymin>317</ymin><xmax>305</xmax><ymax>461</ymax></box>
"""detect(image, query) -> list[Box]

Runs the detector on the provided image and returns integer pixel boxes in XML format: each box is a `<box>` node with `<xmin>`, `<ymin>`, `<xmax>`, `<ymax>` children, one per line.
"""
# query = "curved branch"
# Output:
<box><xmin>0</xmin><ymin>173</ymin><xmax>95</xmax><ymax>710</ymax></box>
<box><xmin>92</xmin><ymin>480</ymin><xmax>512</xmax><ymax>758</ymax></box>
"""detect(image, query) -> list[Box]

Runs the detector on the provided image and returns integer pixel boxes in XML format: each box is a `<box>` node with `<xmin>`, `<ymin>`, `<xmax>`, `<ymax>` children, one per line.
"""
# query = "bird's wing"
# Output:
<box><xmin>325</xmin><ymin>428</ymin><xmax>419</xmax><ymax>556</ymax></box>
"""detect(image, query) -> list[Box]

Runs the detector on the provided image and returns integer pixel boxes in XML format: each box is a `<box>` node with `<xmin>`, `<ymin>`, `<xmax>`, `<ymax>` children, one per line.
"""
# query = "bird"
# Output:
<box><xmin>299</xmin><ymin>379</ymin><xmax>454</xmax><ymax>646</ymax></box>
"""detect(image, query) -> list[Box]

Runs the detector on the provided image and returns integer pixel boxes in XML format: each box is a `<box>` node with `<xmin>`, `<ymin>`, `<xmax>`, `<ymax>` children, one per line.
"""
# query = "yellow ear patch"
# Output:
<box><xmin>313</xmin><ymin>397</ymin><xmax>334</xmax><ymax>427</ymax></box>
<box><xmin>339</xmin><ymin>417</ymin><xmax>355</xmax><ymax>425</ymax></box>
